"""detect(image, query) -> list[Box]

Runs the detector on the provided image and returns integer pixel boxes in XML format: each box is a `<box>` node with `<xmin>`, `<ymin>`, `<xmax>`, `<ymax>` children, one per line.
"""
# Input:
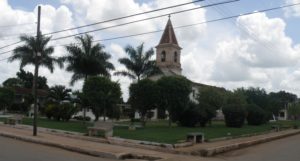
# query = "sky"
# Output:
<box><xmin>1</xmin><ymin>0</ymin><xmax>300</xmax><ymax>101</ymax></box>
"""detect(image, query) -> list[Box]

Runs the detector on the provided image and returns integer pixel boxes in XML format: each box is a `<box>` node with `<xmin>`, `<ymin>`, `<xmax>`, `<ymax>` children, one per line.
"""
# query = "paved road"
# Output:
<box><xmin>217</xmin><ymin>134</ymin><xmax>300</xmax><ymax>161</ymax></box>
<box><xmin>0</xmin><ymin>136</ymin><xmax>118</xmax><ymax>161</ymax></box>
<box><xmin>1</xmin><ymin>134</ymin><xmax>300</xmax><ymax>161</ymax></box>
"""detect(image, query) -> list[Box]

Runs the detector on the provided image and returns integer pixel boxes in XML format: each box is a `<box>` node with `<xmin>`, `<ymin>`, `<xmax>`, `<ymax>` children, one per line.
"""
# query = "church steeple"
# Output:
<box><xmin>158</xmin><ymin>17</ymin><xmax>179</xmax><ymax>46</ymax></box>
<box><xmin>156</xmin><ymin>17</ymin><xmax>182</xmax><ymax>75</ymax></box>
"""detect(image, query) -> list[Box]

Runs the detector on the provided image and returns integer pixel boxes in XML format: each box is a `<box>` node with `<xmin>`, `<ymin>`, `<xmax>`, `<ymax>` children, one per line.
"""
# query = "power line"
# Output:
<box><xmin>0</xmin><ymin>0</ymin><xmax>237</xmax><ymax>50</ymax></box>
<box><xmin>0</xmin><ymin>32</ymin><xmax>35</xmax><ymax>39</ymax></box>
<box><xmin>0</xmin><ymin>41</ymin><xmax>23</xmax><ymax>50</ymax></box>
<box><xmin>0</xmin><ymin>22</ymin><xmax>36</xmax><ymax>28</ymax></box>
<box><xmin>0</xmin><ymin>50</ymin><xmax>13</xmax><ymax>55</ymax></box>
<box><xmin>51</xmin><ymin>0</ymin><xmax>239</xmax><ymax>41</ymax></box>
<box><xmin>1</xmin><ymin>2</ymin><xmax>300</xmax><ymax>58</ymax></box>
<box><xmin>43</xmin><ymin>0</ymin><xmax>206</xmax><ymax>36</ymax></box>
<box><xmin>209</xmin><ymin>0</ymin><xmax>279</xmax><ymax>54</ymax></box>
<box><xmin>19</xmin><ymin>1</ymin><xmax>300</xmax><ymax>50</ymax></box>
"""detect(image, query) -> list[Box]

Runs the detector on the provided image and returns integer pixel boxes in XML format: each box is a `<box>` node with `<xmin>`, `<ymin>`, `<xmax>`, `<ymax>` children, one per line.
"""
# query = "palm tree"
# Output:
<box><xmin>61</xmin><ymin>34</ymin><xmax>115</xmax><ymax>85</ymax></box>
<box><xmin>114</xmin><ymin>43</ymin><xmax>159</xmax><ymax>81</ymax></box>
<box><xmin>48</xmin><ymin>85</ymin><xmax>72</xmax><ymax>103</ymax></box>
<box><xmin>9</xmin><ymin>35</ymin><xmax>63</xmax><ymax>72</ymax></box>
<box><xmin>9</xmin><ymin>34</ymin><xmax>63</xmax><ymax>136</ymax></box>
<box><xmin>61</xmin><ymin>34</ymin><xmax>114</xmax><ymax>122</ymax></box>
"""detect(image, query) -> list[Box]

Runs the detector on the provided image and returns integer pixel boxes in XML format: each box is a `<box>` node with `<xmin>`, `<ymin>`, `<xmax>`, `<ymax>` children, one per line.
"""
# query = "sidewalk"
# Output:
<box><xmin>175</xmin><ymin>129</ymin><xmax>300</xmax><ymax>156</ymax></box>
<box><xmin>0</xmin><ymin>124</ymin><xmax>217</xmax><ymax>161</ymax></box>
<box><xmin>1</xmin><ymin>123</ymin><xmax>299</xmax><ymax>160</ymax></box>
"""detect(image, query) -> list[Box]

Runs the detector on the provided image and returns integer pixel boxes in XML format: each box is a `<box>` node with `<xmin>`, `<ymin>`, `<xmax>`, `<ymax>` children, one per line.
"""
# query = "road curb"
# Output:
<box><xmin>0</xmin><ymin>132</ymin><xmax>118</xmax><ymax>159</ymax></box>
<box><xmin>195</xmin><ymin>129</ymin><xmax>300</xmax><ymax>157</ymax></box>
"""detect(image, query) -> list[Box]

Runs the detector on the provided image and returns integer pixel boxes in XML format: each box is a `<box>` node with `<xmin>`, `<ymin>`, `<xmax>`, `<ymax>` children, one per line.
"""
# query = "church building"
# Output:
<box><xmin>136</xmin><ymin>18</ymin><xmax>223</xmax><ymax>120</ymax></box>
<box><xmin>149</xmin><ymin>17</ymin><xmax>206</xmax><ymax>103</ymax></box>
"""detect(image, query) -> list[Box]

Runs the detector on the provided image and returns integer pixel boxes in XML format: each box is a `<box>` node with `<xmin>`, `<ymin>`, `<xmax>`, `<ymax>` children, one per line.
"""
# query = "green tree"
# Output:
<box><xmin>9</xmin><ymin>34</ymin><xmax>62</xmax><ymax>136</ymax></box>
<box><xmin>9</xmin><ymin>35</ymin><xmax>63</xmax><ymax>74</ymax></box>
<box><xmin>239</xmin><ymin>87</ymin><xmax>269</xmax><ymax>108</ymax></box>
<box><xmin>246</xmin><ymin>104</ymin><xmax>267</xmax><ymax>125</ymax></box>
<box><xmin>61</xmin><ymin>34</ymin><xmax>114</xmax><ymax>121</ymax></box>
<box><xmin>48</xmin><ymin>85</ymin><xmax>72</xmax><ymax>103</ymax></box>
<box><xmin>83</xmin><ymin>76</ymin><xmax>121</xmax><ymax>121</ymax></box>
<box><xmin>198</xmin><ymin>87</ymin><xmax>227</xmax><ymax>125</ymax></box>
<box><xmin>114</xmin><ymin>43</ymin><xmax>159</xmax><ymax>81</ymax></box>
<box><xmin>288</xmin><ymin>103</ymin><xmax>300</xmax><ymax>120</ymax></box>
<box><xmin>0</xmin><ymin>87</ymin><xmax>15</xmax><ymax>111</ymax></box>
<box><xmin>157</xmin><ymin>76</ymin><xmax>192</xmax><ymax>127</ymax></box>
<box><xmin>62</xmin><ymin>34</ymin><xmax>114</xmax><ymax>85</ymax></box>
<box><xmin>16</xmin><ymin>69</ymin><xmax>48</xmax><ymax>89</ymax></box>
<box><xmin>2</xmin><ymin>78</ymin><xmax>23</xmax><ymax>88</ymax></box>
<box><xmin>222</xmin><ymin>104</ymin><xmax>246</xmax><ymax>128</ymax></box>
<box><xmin>72</xmin><ymin>90</ymin><xmax>90</xmax><ymax>112</ymax></box>
<box><xmin>3</xmin><ymin>69</ymin><xmax>49</xmax><ymax>89</ymax></box>
<box><xmin>226</xmin><ymin>89</ymin><xmax>247</xmax><ymax>105</ymax></box>
<box><xmin>129</xmin><ymin>79</ymin><xmax>158</xmax><ymax>126</ymax></box>
<box><xmin>198</xmin><ymin>86</ymin><xmax>226</xmax><ymax>109</ymax></box>
<box><xmin>268</xmin><ymin>91</ymin><xmax>297</xmax><ymax>115</ymax></box>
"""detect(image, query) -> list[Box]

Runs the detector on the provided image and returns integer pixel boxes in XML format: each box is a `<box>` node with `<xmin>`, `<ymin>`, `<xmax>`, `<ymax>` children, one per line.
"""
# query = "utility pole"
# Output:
<box><xmin>33</xmin><ymin>6</ymin><xmax>41</xmax><ymax>136</ymax></box>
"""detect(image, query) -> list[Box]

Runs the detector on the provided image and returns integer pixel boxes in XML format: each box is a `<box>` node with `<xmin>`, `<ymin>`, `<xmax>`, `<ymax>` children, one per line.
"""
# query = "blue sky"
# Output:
<box><xmin>7</xmin><ymin>0</ymin><xmax>300</xmax><ymax>43</ymax></box>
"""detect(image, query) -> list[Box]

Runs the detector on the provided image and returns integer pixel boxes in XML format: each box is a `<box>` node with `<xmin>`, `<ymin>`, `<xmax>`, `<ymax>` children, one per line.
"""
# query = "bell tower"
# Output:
<box><xmin>156</xmin><ymin>17</ymin><xmax>182</xmax><ymax>75</ymax></box>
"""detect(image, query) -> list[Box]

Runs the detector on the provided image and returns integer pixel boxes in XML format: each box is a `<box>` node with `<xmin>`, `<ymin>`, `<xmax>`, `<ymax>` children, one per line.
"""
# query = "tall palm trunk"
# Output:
<box><xmin>83</xmin><ymin>75</ymin><xmax>88</xmax><ymax>124</ymax></box>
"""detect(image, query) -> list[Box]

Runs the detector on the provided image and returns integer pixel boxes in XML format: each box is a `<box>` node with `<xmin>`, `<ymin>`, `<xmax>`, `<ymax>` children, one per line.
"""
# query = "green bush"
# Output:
<box><xmin>178</xmin><ymin>102</ymin><xmax>215</xmax><ymax>127</ymax></box>
<box><xmin>44</xmin><ymin>104</ymin><xmax>55</xmax><ymax>119</ymax></box>
<box><xmin>198</xmin><ymin>102</ymin><xmax>216</xmax><ymax>127</ymax></box>
<box><xmin>7</xmin><ymin>103</ymin><xmax>30</xmax><ymax>114</ymax></box>
<box><xmin>246</xmin><ymin>104</ymin><xmax>266</xmax><ymax>125</ymax></box>
<box><xmin>73</xmin><ymin>116</ymin><xmax>91</xmax><ymax>121</ymax></box>
<box><xmin>45</xmin><ymin>103</ymin><xmax>78</xmax><ymax>121</ymax></box>
<box><xmin>222</xmin><ymin>104</ymin><xmax>246</xmax><ymax>128</ymax></box>
<box><xmin>60</xmin><ymin>103</ymin><xmax>78</xmax><ymax>121</ymax></box>
<box><xmin>178</xmin><ymin>102</ymin><xmax>200</xmax><ymax>127</ymax></box>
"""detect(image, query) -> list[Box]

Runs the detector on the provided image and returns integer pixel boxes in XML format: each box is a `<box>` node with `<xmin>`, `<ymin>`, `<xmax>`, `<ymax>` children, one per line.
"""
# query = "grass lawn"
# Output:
<box><xmin>113</xmin><ymin>120</ymin><xmax>300</xmax><ymax>144</ymax></box>
<box><xmin>0</xmin><ymin>117</ymin><xmax>92</xmax><ymax>133</ymax></box>
<box><xmin>0</xmin><ymin>116</ymin><xmax>299</xmax><ymax>144</ymax></box>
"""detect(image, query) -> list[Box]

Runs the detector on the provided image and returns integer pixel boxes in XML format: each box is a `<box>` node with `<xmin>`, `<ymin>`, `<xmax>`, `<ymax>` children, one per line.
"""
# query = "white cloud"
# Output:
<box><xmin>208</xmin><ymin>12</ymin><xmax>300</xmax><ymax>95</ymax></box>
<box><xmin>2</xmin><ymin>0</ymin><xmax>300</xmax><ymax>101</ymax></box>
<box><xmin>284</xmin><ymin>0</ymin><xmax>300</xmax><ymax>17</ymax></box>
<box><xmin>0</xmin><ymin>0</ymin><xmax>77</xmax><ymax>91</ymax></box>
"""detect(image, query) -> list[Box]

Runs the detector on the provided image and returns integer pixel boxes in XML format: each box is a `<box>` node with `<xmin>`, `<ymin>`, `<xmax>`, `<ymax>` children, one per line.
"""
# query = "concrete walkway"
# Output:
<box><xmin>0</xmin><ymin>123</ymin><xmax>299</xmax><ymax>160</ymax></box>
<box><xmin>0</xmin><ymin>124</ymin><xmax>218</xmax><ymax>161</ymax></box>
<box><xmin>175</xmin><ymin>129</ymin><xmax>300</xmax><ymax>156</ymax></box>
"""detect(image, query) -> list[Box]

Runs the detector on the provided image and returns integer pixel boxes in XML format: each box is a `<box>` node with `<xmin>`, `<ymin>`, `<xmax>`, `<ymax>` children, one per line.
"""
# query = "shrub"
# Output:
<box><xmin>222</xmin><ymin>104</ymin><xmax>246</xmax><ymax>128</ymax></box>
<box><xmin>44</xmin><ymin>104</ymin><xmax>56</xmax><ymax>119</ymax></box>
<box><xmin>60</xmin><ymin>103</ymin><xmax>78</xmax><ymax>121</ymax></box>
<box><xmin>7</xmin><ymin>103</ymin><xmax>29</xmax><ymax>114</ymax></box>
<box><xmin>44</xmin><ymin>103</ymin><xmax>78</xmax><ymax>121</ymax></box>
<box><xmin>178</xmin><ymin>102</ymin><xmax>215</xmax><ymax>127</ymax></box>
<box><xmin>246</xmin><ymin>104</ymin><xmax>266</xmax><ymax>125</ymax></box>
<box><xmin>198</xmin><ymin>102</ymin><xmax>216</xmax><ymax>127</ymax></box>
<box><xmin>178</xmin><ymin>102</ymin><xmax>200</xmax><ymax>127</ymax></box>
<box><xmin>73</xmin><ymin>116</ymin><xmax>91</xmax><ymax>121</ymax></box>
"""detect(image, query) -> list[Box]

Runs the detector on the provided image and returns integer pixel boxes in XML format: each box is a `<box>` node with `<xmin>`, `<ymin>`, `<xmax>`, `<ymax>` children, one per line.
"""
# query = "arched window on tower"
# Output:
<box><xmin>174</xmin><ymin>52</ymin><xmax>178</xmax><ymax>63</ymax></box>
<box><xmin>161</xmin><ymin>51</ymin><xmax>166</xmax><ymax>62</ymax></box>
